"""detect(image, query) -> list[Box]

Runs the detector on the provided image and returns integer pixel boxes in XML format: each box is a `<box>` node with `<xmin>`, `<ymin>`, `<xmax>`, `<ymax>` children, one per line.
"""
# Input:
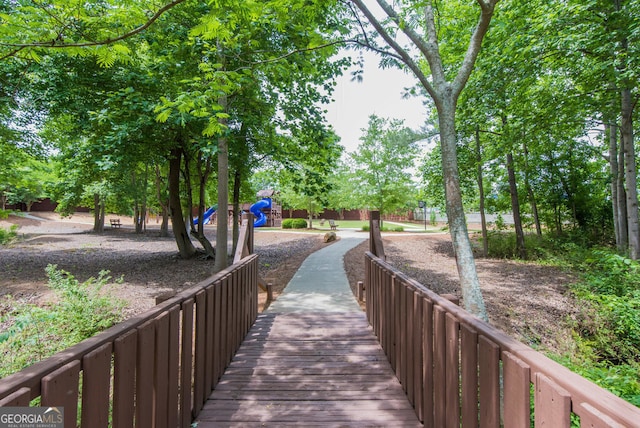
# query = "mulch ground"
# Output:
<box><xmin>2</xmin><ymin>212</ymin><xmax>579</xmax><ymax>355</ymax></box>
<box><xmin>344</xmin><ymin>233</ymin><xmax>579</xmax><ymax>355</ymax></box>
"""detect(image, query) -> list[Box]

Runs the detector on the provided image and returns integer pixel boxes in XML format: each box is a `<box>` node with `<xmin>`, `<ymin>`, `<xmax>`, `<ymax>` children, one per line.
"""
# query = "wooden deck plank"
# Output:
<box><xmin>200</xmin><ymin>399</ymin><xmax>416</xmax><ymax>411</ymax></box>
<box><xmin>193</xmin><ymin>312</ymin><xmax>422</xmax><ymax>427</ymax></box>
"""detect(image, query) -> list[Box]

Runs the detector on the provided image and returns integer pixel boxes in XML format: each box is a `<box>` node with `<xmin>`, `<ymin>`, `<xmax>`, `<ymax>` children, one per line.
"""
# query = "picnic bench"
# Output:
<box><xmin>109</xmin><ymin>218</ymin><xmax>121</xmax><ymax>228</ymax></box>
<box><xmin>329</xmin><ymin>219</ymin><xmax>338</xmax><ymax>230</ymax></box>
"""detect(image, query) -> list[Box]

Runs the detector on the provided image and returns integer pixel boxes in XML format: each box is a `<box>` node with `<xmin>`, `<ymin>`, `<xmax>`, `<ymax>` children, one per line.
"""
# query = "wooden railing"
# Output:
<box><xmin>0</xmin><ymin>220</ymin><xmax>259</xmax><ymax>428</ymax></box>
<box><xmin>365</xmin><ymin>216</ymin><xmax>640</xmax><ymax>427</ymax></box>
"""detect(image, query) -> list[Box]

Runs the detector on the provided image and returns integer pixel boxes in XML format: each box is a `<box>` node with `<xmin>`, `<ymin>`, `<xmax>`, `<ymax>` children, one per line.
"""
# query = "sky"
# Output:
<box><xmin>324</xmin><ymin>50</ymin><xmax>429</xmax><ymax>154</ymax></box>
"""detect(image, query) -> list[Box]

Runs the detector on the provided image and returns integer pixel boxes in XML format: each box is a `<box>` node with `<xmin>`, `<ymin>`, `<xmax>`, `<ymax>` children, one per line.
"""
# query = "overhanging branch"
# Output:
<box><xmin>350</xmin><ymin>0</ymin><xmax>437</xmax><ymax>100</ymax></box>
<box><xmin>1</xmin><ymin>0</ymin><xmax>187</xmax><ymax>50</ymax></box>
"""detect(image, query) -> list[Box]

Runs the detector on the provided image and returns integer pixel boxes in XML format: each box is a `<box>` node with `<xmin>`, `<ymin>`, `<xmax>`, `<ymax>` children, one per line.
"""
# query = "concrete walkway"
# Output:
<box><xmin>266</xmin><ymin>230</ymin><xmax>367</xmax><ymax>313</ymax></box>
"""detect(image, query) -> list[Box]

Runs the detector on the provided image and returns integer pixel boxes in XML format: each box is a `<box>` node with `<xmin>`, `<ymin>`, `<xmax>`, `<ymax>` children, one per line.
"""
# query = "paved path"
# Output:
<box><xmin>266</xmin><ymin>230</ymin><xmax>367</xmax><ymax>313</ymax></box>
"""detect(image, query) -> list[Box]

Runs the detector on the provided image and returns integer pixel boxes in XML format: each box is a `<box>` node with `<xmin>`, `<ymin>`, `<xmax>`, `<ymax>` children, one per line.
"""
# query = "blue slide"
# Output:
<box><xmin>193</xmin><ymin>205</ymin><xmax>217</xmax><ymax>226</ymax></box>
<box><xmin>250</xmin><ymin>198</ymin><xmax>271</xmax><ymax>227</ymax></box>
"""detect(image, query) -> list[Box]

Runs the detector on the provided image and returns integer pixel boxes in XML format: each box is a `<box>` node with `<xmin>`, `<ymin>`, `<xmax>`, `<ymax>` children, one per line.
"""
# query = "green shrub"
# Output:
<box><xmin>550</xmin><ymin>354</ymin><xmax>640</xmax><ymax>407</ymax></box>
<box><xmin>293</xmin><ymin>218</ymin><xmax>307</xmax><ymax>228</ymax></box>
<box><xmin>482</xmin><ymin>232</ymin><xmax>640</xmax><ymax>404</ymax></box>
<box><xmin>0</xmin><ymin>224</ymin><xmax>18</xmax><ymax>245</ymax></box>
<box><xmin>282</xmin><ymin>218</ymin><xmax>307</xmax><ymax>229</ymax></box>
<box><xmin>0</xmin><ymin>265</ymin><xmax>126</xmax><ymax>378</ymax></box>
<box><xmin>0</xmin><ymin>209</ymin><xmax>9</xmax><ymax>219</ymax></box>
<box><xmin>429</xmin><ymin>210</ymin><xmax>437</xmax><ymax>226</ymax></box>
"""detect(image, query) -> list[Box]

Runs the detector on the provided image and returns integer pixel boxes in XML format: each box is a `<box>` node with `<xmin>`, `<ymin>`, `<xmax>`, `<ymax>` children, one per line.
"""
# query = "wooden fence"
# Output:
<box><xmin>0</xmin><ymin>222</ymin><xmax>259</xmax><ymax>428</ymax></box>
<box><xmin>365</xmin><ymin>217</ymin><xmax>640</xmax><ymax>427</ymax></box>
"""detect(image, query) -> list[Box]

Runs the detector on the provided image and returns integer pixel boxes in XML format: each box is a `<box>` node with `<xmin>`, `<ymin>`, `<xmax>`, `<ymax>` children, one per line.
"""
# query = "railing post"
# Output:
<box><xmin>442</xmin><ymin>294</ymin><xmax>459</xmax><ymax>306</ymax></box>
<box><xmin>246</xmin><ymin>212</ymin><xmax>254</xmax><ymax>255</ymax></box>
<box><xmin>233</xmin><ymin>213</ymin><xmax>255</xmax><ymax>263</ymax></box>
<box><xmin>369</xmin><ymin>210</ymin><xmax>385</xmax><ymax>260</ymax></box>
<box><xmin>369</xmin><ymin>210</ymin><xmax>379</xmax><ymax>254</ymax></box>
<box><xmin>266</xmin><ymin>282</ymin><xmax>273</xmax><ymax>302</ymax></box>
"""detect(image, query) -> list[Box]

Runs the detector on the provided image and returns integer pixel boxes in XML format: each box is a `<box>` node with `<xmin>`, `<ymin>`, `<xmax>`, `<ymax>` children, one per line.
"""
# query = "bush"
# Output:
<box><xmin>473</xmin><ymin>230</ymin><xmax>640</xmax><ymax>406</ymax></box>
<box><xmin>568</xmin><ymin>250</ymin><xmax>640</xmax><ymax>364</ymax></box>
<box><xmin>0</xmin><ymin>265</ymin><xmax>126</xmax><ymax>377</ymax></box>
<box><xmin>282</xmin><ymin>218</ymin><xmax>307</xmax><ymax>229</ymax></box>
<box><xmin>0</xmin><ymin>224</ymin><xmax>18</xmax><ymax>245</ymax></box>
<box><xmin>550</xmin><ymin>354</ymin><xmax>640</xmax><ymax>407</ymax></box>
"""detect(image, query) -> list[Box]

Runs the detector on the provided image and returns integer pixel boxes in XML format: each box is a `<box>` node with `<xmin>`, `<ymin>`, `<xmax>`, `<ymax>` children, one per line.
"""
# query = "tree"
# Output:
<box><xmin>156</xmin><ymin>0</ymin><xmax>349</xmax><ymax>268</ymax></box>
<box><xmin>350</xmin><ymin>115</ymin><xmax>419</xmax><ymax>223</ymax></box>
<box><xmin>349</xmin><ymin>0</ymin><xmax>499</xmax><ymax>318</ymax></box>
<box><xmin>259</xmin><ymin>125</ymin><xmax>343</xmax><ymax>227</ymax></box>
<box><xmin>326</xmin><ymin>161</ymin><xmax>362</xmax><ymax>219</ymax></box>
<box><xmin>0</xmin><ymin>0</ymin><xmax>188</xmax><ymax>62</ymax></box>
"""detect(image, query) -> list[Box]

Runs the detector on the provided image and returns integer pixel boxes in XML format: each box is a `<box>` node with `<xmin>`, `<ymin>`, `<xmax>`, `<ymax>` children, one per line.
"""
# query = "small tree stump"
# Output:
<box><xmin>324</xmin><ymin>231</ymin><xmax>337</xmax><ymax>243</ymax></box>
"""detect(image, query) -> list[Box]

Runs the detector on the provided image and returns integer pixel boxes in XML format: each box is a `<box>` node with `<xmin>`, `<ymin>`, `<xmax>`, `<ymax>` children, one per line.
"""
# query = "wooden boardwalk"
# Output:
<box><xmin>194</xmin><ymin>312</ymin><xmax>422</xmax><ymax>427</ymax></box>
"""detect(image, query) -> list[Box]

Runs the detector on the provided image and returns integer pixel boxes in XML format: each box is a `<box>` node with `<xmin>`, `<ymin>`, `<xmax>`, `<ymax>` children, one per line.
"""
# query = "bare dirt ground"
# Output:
<box><xmin>1</xmin><ymin>213</ymin><xmax>578</xmax><ymax>355</ymax></box>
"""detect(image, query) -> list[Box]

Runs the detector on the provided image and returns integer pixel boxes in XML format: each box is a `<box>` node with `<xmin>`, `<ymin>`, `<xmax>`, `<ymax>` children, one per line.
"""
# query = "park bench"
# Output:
<box><xmin>329</xmin><ymin>219</ymin><xmax>338</xmax><ymax>230</ymax></box>
<box><xmin>109</xmin><ymin>218</ymin><xmax>121</xmax><ymax>228</ymax></box>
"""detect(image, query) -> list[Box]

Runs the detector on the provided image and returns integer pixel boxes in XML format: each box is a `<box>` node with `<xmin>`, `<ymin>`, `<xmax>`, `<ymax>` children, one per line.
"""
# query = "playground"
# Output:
<box><xmin>0</xmin><ymin>212</ymin><xmax>322</xmax><ymax>316</ymax></box>
<box><xmin>1</xmin><ymin>211</ymin><xmax>578</xmax><ymax>355</ymax></box>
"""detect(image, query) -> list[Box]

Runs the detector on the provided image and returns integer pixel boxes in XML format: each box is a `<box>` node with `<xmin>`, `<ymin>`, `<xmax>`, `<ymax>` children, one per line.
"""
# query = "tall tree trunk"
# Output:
<box><xmin>160</xmin><ymin>207</ymin><xmax>169</xmax><ymax>237</ymax></box>
<box><xmin>169</xmin><ymin>147</ymin><xmax>197</xmax><ymax>259</ymax></box>
<box><xmin>522</xmin><ymin>140</ymin><xmax>541</xmax><ymax>236</ymax></box>
<box><xmin>133</xmin><ymin>170</ymin><xmax>146</xmax><ymax>234</ymax></box>
<box><xmin>214</xmin><ymin>93</ymin><xmax>229</xmax><ymax>273</ymax></box>
<box><xmin>607</xmin><ymin>122</ymin><xmax>624</xmax><ymax>252</ymax></box>
<box><xmin>93</xmin><ymin>193</ymin><xmax>104</xmax><ymax>233</ymax></box>
<box><xmin>155</xmin><ymin>165</ymin><xmax>170</xmax><ymax>238</ymax></box>
<box><xmin>190</xmin><ymin>154</ymin><xmax>215</xmax><ymax>258</ymax></box>
<box><xmin>621</xmin><ymin>88</ymin><xmax>640</xmax><ymax>258</ymax></box>
<box><xmin>617</xmin><ymin>126</ymin><xmax>628</xmax><ymax>251</ymax></box>
<box><xmin>506</xmin><ymin>152</ymin><xmax>526</xmax><ymax>259</ymax></box>
<box><xmin>99</xmin><ymin>202</ymin><xmax>105</xmax><ymax>231</ymax></box>
<box><xmin>437</xmin><ymin>97</ymin><xmax>488</xmax><ymax>320</ymax></box>
<box><xmin>475</xmin><ymin>126</ymin><xmax>488</xmax><ymax>257</ymax></box>
<box><xmin>231</xmin><ymin>168</ymin><xmax>241</xmax><ymax>256</ymax></box>
<box><xmin>140</xmin><ymin>164</ymin><xmax>149</xmax><ymax>234</ymax></box>
<box><xmin>307</xmin><ymin>199</ymin><xmax>314</xmax><ymax>229</ymax></box>
<box><xmin>350</xmin><ymin>0</ymin><xmax>497</xmax><ymax>321</ymax></box>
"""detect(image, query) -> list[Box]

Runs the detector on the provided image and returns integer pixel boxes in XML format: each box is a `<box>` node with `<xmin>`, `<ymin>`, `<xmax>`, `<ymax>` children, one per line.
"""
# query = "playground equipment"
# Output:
<box><xmin>193</xmin><ymin>205</ymin><xmax>217</xmax><ymax>225</ymax></box>
<box><xmin>250</xmin><ymin>198</ymin><xmax>271</xmax><ymax>227</ymax></box>
<box><xmin>249</xmin><ymin>190</ymin><xmax>282</xmax><ymax>227</ymax></box>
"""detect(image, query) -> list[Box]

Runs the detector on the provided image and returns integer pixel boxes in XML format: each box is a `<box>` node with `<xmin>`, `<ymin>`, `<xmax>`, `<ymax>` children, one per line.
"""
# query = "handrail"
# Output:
<box><xmin>0</xmin><ymin>226</ymin><xmax>259</xmax><ymax>428</ymax></box>
<box><xmin>364</xmin><ymin>211</ymin><xmax>640</xmax><ymax>426</ymax></box>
